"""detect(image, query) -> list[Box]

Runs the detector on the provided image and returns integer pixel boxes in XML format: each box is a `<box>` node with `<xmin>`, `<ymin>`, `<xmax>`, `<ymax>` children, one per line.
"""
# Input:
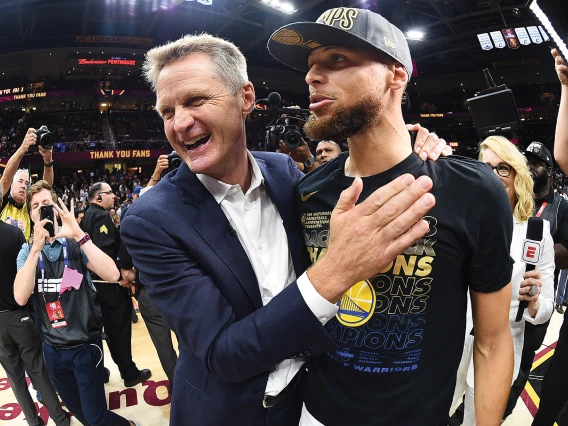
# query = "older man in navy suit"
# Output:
<box><xmin>121</xmin><ymin>33</ymin><xmax>439</xmax><ymax>426</ymax></box>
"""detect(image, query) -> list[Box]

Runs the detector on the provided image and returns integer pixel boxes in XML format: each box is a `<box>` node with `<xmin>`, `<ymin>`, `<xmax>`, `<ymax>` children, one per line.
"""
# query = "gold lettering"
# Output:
<box><xmin>392</xmin><ymin>256</ymin><xmax>416</xmax><ymax>276</ymax></box>
<box><xmin>317</xmin><ymin>8</ymin><xmax>358</xmax><ymax>30</ymax></box>
<box><xmin>415</xmin><ymin>257</ymin><xmax>433</xmax><ymax>277</ymax></box>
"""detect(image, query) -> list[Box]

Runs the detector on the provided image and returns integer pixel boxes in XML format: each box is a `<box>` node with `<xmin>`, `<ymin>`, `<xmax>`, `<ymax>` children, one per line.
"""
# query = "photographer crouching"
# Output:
<box><xmin>13</xmin><ymin>180</ymin><xmax>140</xmax><ymax>426</ymax></box>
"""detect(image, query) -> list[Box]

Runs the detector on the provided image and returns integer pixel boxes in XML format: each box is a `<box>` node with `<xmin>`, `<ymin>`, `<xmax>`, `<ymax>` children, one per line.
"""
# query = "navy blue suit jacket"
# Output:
<box><xmin>121</xmin><ymin>152</ymin><xmax>336</xmax><ymax>426</ymax></box>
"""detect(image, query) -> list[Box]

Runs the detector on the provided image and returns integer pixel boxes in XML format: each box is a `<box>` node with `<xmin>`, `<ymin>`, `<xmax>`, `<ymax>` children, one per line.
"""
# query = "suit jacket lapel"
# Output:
<box><xmin>174</xmin><ymin>163</ymin><xmax>262</xmax><ymax>309</ymax></box>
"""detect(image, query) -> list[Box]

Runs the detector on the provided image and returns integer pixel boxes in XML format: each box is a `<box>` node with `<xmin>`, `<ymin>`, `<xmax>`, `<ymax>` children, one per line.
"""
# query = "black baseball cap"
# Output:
<box><xmin>267</xmin><ymin>7</ymin><xmax>413</xmax><ymax>79</ymax></box>
<box><xmin>525</xmin><ymin>142</ymin><xmax>553</xmax><ymax>167</ymax></box>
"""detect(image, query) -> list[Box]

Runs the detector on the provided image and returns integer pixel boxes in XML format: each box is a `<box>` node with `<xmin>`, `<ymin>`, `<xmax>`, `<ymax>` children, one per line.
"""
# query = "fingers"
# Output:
<box><xmin>523</xmin><ymin>270</ymin><xmax>540</xmax><ymax>280</ymax></box>
<box><xmin>56</xmin><ymin>197</ymin><xmax>70</xmax><ymax>213</ymax></box>
<box><xmin>36</xmin><ymin>218</ymin><xmax>53</xmax><ymax>227</ymax></box>
<box><xmin>383</xmin><ymin>219</ymin><xmax>431</xmax><ymax>260</ymax></box>
<box><xmin>331</xmin><ymin>178</ymin><xmax>363</xmax><ymax>219</ymax></box>
<box><xmin>406</xmin><ymin>123</ymin><xmax>421</xmax><ymax>132</ymax></box>
<box><xmin>441</xmin><ymin>145</ymin><xmax>453</xmax><ymax>157</ymax></box>
<box><xmin>422</xmin><ymin>135</ymin><xmax>446</xmax><ymax>161</ymax></box>
<box><xmin>380</xmin><ymin>192</ymin><xmax>436</xmax><ymax>243</ymax></box>
<box><xmin>278</xmin><ymin>140</ymin><xmax>290</xmax><ymax>154</ymax></box>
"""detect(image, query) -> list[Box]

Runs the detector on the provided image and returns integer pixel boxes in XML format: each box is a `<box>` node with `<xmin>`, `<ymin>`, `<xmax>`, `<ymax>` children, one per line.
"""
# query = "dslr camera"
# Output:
<box><xmin>256</xmin><ymin>92</ymin><xmax>311</xmax><ymax>152</ymax></box>
<box><xmin>36</xmin><ymin>125</ymin><xmax>54</xmax><ymax>150</ymax></box>
<box><xmin>266</xmin><ymin>118</ymin><xmax>305</xmax><ymax>152</ymax></box>
<box><xmin>167</xmin><ymin>150</ymin><xmax>182</xmax><ymax>170</ymax></box>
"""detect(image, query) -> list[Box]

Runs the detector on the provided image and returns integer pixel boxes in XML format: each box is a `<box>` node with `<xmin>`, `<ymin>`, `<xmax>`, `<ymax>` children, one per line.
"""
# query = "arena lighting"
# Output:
<box><xmin>527</xmin><ymin>0</ymin><xmax>568</xmax><ymax>61</ymax></box>
<box><xmin>406</xmin><ymin>30</ymin><xmax>424</xmax><ymax>41</ymax></box>
<box><xmin>260</xmin><ymin>0</ymin><xmax>297</xmax><ymax>15</ymax></box>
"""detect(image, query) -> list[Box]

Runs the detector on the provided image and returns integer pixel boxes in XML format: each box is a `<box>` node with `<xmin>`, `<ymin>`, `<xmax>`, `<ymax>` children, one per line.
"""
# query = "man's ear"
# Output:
<box><xmin>391</xmin><ymin>63</ymin><xmax>408</xmax><ymax>91</ymax></box>
<box><xmin>241</xmin><ymin>82</ymin><xmax>256</xmax><ymax>116</ymax></box>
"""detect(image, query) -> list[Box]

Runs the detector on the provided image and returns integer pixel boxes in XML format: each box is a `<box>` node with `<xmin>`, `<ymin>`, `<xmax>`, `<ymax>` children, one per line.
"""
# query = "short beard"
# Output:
<box><xmin>304</xmin><ymin>95</ymin><xmax>383</xmax><ymax>142</ymax></box>
<box><xmin>533</xmin><ymin>171</ymin><xmax>549</xmax><ymax>190</ymax></box>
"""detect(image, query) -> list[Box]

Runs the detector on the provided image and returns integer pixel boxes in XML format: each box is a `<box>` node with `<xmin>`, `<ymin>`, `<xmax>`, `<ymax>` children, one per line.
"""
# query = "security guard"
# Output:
<box><xmin>81</xmin><ymin>182</ymin><xmax>151</xmax><ymax>387</ymax></box>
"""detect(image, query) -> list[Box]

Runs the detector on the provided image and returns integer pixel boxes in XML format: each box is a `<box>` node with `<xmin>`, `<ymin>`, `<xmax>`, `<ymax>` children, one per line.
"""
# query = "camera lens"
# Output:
<box><xmin>284</xmin><ymin>130</ymin><xmax>302</xmax><ymax>149</ymax></box>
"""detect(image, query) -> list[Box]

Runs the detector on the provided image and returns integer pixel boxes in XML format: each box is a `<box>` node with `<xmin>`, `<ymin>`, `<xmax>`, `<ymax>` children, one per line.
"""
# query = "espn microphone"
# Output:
<box><xmin>515</xmin><ymin>217</ymin><xmax>544</xmax><ymax>322</ymax></box>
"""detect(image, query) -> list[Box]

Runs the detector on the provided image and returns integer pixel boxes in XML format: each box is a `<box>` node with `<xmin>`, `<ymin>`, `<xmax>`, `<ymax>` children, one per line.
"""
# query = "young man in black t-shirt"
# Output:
<box><xmin>268</xmin><ymin>8</ymin><xmax>515</xmax><ymax>426</ymax></box>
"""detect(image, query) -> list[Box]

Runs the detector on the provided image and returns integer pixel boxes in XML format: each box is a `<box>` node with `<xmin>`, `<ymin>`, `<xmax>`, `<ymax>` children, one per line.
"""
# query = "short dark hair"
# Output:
<box><xmin>88</xmin><ymin>182</ymin><xmax>105</xmax><ymax>201</ymax></box>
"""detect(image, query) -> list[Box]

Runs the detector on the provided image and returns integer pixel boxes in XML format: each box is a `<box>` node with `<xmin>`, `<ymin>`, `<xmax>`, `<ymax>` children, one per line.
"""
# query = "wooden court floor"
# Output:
<box><xmin>0</xmin><ymin>308</ymin><xmax>564</xmax><ymax>425</ymax></box>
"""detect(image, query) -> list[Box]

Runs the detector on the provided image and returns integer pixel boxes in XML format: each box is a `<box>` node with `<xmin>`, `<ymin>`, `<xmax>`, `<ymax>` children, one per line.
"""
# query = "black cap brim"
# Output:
<box><xmin>268</xmin><ymin>22</ymin><xmax>385</xmax><ymax>72</ymax></box>
<box><xmin>524</xmin><ymin>151</ymin><xmax>552</xmax><ymax>167</ymax></box>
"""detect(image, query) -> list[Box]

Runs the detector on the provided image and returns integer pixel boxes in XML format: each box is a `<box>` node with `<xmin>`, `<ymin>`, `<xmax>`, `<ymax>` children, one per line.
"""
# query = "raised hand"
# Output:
<box><xmin>20</xmin><ymin>128</ymin><xmax>37</xmax><ymax>153</ymax></box>
<box><xmin>52</xmin><ymin>198</ymin><xmax>84</xmax><ymax>242</ymax></box>
<box><xmin>407</xmin><ymin>123</ymin><xmax>452</xmax><ymax>161</ymax></box>
<box><xmin>308</xmin><ymin>174</ymin><xmax>435</xmax><ymax>303</ymax></box>
<box><xmin>552</xmin><ymin>48</ymin><xmax>568</xmax><ymax>87</ymax></box>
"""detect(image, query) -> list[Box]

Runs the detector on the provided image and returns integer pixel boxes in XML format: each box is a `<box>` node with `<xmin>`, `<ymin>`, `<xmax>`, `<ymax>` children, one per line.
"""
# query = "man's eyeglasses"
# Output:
<box><xmin>98</xmin><ymin>190</ymin><xmax>114</xmax><ymax>196</ymax></box>
<box><xmin>487</xmin><ymin>163</ymin><xmax>512</xmax><ymax>178</ymax></box>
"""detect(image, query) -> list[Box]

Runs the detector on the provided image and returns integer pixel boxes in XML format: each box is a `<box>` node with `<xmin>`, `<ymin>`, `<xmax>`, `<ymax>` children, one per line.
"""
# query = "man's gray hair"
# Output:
<box><xmin>12</xmin><ymin>169</ymin><xmax>30</xmax><ymax>185</ymax></box>
<box><xmin>142</xmin><ymin>33</ymin><xmax>248</xmax><ymax>95</ymax></box>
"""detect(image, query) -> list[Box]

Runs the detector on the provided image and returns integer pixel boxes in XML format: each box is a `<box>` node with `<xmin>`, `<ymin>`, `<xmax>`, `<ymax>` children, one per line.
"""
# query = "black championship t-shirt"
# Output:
<box><xmin>298</xmin><ymin>152</ymin><xmax>513</xmax><ymax>426</ymax></box>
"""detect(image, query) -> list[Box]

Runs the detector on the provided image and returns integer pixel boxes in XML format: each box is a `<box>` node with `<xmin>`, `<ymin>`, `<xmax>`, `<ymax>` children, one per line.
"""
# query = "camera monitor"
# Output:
<box><xmin>467</xmin><ymin>87</ymin><xmax>522</xmax><ymax>139</ymax></box>
<box><xmin>527</xmin><ymin>0</ymin><xmax>568</xmax><ymax>62</ymax></box>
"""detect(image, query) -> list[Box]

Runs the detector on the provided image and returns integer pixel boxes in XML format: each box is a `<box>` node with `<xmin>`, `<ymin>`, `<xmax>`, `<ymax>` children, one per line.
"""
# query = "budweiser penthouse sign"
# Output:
<box><xmin>78</xmin><ymin>58</ymin><xmax>136</xmax><ymax>66</ymax></box>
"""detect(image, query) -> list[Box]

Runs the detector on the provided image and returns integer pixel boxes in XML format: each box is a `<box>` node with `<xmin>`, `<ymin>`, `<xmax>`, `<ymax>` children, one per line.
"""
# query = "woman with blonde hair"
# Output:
<box><xmin>452</xmin><ymin>135</ymin><xmax>555</xmax><ymax>425</ymax></box>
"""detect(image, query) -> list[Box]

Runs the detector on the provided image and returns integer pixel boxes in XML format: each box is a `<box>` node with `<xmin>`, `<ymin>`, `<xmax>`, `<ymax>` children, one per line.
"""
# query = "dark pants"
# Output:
<box><xmin>504</xmin><ymin>320</ymin><xmax>551</xmax><ymax>418</ymax></box>
<box><xmin>0</xmin><ymin>309</ymin><xmax>68</xmax><ymax>426</ymax></box>
<box><xmin>138</xmin><ymin>287</ymin><xmax>177</xmax><ymax>388</ymax></box>
<box><xmin>532</xmin><ymin>312</ymin><xmax>568</xmax><ymax>426</ymax></box>
<box><xmin>43</xmin><ymin>340</ymin><xmax>130</xmax><ymax>426</ymax></box>
<box><xmin>95</xmin><ymin>283</ymin><xmax>139</xmax><ymax>381</ymax></box>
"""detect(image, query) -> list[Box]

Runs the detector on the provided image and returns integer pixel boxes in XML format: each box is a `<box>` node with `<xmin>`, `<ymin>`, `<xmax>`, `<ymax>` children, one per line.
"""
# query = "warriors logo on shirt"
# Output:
<box><xmin>336</xmin><ymin>280</ymin><xmax>376</xmax><ymax>327</ymax></box>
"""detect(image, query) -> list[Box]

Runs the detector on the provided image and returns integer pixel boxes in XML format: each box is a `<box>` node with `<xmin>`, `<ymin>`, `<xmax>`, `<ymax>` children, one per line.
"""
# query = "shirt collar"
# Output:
<box><xmin>196</xmin><ymin>151</ymin><xmax>265</xmax><ymax>205</ymax></box>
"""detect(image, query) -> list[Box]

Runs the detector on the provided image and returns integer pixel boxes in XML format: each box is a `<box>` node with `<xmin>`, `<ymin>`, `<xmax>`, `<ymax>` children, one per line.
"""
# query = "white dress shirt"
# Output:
<box><xmin>197</xmin><ymin>151</ymin><xmax>338</xmax><ymax>396</ymax></box>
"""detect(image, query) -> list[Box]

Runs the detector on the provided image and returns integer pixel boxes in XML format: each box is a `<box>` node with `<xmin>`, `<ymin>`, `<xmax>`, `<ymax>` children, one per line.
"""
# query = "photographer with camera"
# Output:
<box><xmin>13</xmin><ymin>181</ymin><xmax>140</xmax><ymax>426</ymax></box>
<box><xmin>0</xmin><ymin>127</ymin><xmax>55</xmax><ymax>241</ymax></box>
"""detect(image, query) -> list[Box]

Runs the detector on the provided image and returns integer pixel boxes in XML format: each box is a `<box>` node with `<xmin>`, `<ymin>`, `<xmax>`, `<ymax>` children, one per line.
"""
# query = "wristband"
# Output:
<box><xmin>151</xmin><ymin>177</ymin><xmax>160</xmax><ymax>182</ymax></box>
<box><xmin>77</xmin><ymin>233</ymin><xmax>91</xmax><ymax>247</ymax></box>
<box><xmin>44</xmin><ymin>161</ymin><xmax>54</xmax><ymax>167</ymax></box>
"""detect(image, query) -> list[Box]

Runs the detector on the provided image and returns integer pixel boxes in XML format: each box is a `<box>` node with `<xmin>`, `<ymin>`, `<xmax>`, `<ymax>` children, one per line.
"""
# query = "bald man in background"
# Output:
<box><xmin>315</xmin><ymin>141</ymin><xmax>341</xmax><ymax>164</ymax></box>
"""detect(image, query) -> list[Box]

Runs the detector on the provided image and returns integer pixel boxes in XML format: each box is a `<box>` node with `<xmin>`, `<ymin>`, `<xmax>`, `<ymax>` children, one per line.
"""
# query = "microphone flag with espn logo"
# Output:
<box><xmin>516</xmin><ymin>217</ymin><xmax>544</xmax><ymax>322</ymax></box>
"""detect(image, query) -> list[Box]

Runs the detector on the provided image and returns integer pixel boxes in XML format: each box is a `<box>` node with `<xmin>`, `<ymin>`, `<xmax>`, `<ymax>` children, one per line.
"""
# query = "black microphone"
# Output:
<box><xmin>267</xmin><ymin>92</ymin><xmax>281</xmax><ymax>107</ymax></box>
<box><xmin>515</xmin><ymin>217</ymin><xmax>544</xmax><ymax>322</ymax></box>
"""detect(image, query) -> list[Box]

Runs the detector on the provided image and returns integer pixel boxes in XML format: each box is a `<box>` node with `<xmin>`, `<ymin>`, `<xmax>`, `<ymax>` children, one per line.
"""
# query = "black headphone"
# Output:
<box><xmin>97</xmin><ymin>194</ymin><xmax>102</xmax><ymax>202</ymax></box>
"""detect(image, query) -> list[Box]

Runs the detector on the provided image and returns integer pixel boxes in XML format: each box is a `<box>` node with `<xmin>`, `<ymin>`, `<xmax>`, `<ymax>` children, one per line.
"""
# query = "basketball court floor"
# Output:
<box><xmin>0</xmin><ymin>309</ymin><xmax>564</xmax><ymax>425</ymax></box>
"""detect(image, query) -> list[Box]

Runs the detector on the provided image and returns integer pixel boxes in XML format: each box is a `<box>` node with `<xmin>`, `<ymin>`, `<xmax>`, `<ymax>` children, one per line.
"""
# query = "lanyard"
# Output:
<box><xmin>38</xmin><ymin>238</ymin><xmax>68</xmax><ymax>301</ymax></box>
<box><xmin>536</xmin><ymin>201</ymin><xmax>548</xmax><ymax>218</ymax></box>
